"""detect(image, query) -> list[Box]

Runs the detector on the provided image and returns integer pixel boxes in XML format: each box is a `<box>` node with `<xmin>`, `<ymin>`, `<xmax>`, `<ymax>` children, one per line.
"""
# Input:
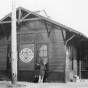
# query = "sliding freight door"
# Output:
<box><xmin>19</xmin><ymin>44</ymin><xmax>34</xmax><ymax>70</ymax></box>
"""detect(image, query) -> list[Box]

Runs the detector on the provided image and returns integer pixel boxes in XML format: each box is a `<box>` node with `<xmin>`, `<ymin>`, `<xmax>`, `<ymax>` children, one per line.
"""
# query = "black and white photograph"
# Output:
<box><xmin>0</xmin><ymin>0</ymin><xmax>88</xmax><ymax>88</ymax></box>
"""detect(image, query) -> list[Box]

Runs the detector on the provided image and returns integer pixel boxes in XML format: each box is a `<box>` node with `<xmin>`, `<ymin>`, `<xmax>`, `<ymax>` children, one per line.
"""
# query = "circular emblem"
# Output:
<box><xmin>19</xmin><ymin>48</ymin><xmax>34</xmax><ymax>63</ymax></box>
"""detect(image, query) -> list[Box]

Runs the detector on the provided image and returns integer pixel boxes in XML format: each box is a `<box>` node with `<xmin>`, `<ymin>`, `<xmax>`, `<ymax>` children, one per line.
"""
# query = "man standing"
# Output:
<box><xmin>38</xmin><ymin>59</ymin><xmax>46</xmax><ymax>83</ymax></box>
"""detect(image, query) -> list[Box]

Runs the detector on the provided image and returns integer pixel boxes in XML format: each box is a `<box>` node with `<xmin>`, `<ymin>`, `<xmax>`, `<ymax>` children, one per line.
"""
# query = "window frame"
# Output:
<box><xmin>35</xmin><ymin>43</ymin><xmax>49</xmax><ymax>70</ymax></box>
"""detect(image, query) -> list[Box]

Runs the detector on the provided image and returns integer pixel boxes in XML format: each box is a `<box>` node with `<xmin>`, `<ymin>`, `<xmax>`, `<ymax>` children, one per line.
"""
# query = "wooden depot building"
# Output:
<box><xmin>0</xmin><ymin>7</ymin><xmax>88</xmax><ymax>83</ymax></box>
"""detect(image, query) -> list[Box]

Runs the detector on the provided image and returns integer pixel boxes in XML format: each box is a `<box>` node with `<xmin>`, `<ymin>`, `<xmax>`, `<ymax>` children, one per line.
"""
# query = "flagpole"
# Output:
<box><xmin>11</xmin><ymin>0</ymin><xmax>17</xmax><ymax>85</ymax></box>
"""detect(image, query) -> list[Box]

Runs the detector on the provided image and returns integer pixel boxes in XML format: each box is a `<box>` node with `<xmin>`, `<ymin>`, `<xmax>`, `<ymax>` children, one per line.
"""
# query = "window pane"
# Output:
<box><xmin>54</xmin><ymin>30</ymin><xmax>63</xmax><ymax>42</ymax></box>
<box><xmin>43</xmin><ymin>45</ymin><xmax>47</xmax><ymax>50</ymax></box>
<box><xmin>43</xmin><ymin>51</ymin><xmax>47</xmax><ymax>56</ymax></box>
<box><xmin>43</xmin><ymin>57</ymin><xmax>48</xmax><ymax>64</ymax></box>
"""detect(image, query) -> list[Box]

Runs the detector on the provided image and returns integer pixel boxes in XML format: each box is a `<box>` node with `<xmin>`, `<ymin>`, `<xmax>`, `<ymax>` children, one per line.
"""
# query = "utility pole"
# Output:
<box><xmin>11</xmin><ymin>0</ymin><xmax>17</xmax><ymax>85</ymax></box>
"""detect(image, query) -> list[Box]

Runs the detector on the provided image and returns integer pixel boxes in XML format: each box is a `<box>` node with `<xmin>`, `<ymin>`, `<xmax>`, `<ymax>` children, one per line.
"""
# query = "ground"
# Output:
<box><xmin>0</xmin><ymin>80</ymin><xmax>88</xmax><ymax>88</ymax></box>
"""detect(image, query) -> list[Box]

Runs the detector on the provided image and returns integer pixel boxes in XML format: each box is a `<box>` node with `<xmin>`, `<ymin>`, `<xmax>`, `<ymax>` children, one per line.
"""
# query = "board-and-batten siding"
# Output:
<box><xmin>49</xmin><ymin>28</ymin><xmax>65</xmax><ymax>72</ymax></box>
<box><xmin>0</xmin><ymin>45</ymin><xmax>7</xmax><ymax>70</ymax></box>
<box><xmin>49</xmin><ymin>43</ymin><xmax>65</xmax><ymax>72</ymax></box>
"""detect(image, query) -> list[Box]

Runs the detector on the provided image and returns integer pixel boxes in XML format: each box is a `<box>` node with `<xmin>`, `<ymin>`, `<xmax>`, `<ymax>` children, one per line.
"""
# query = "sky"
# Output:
<box><xmin>0</xmin><ymin>0</ymin><xmax>88</xmax><ymax>37</ymax></box>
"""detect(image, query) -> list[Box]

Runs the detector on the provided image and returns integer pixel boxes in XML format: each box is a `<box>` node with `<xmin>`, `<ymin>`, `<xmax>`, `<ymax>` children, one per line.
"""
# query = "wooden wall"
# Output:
<box><xmin>0</xmin><ymin>20</ymin><xmax>66</xmax><ymax>82</ymax></box>
<box><xmin>17</xmin><ymin>20</ymin><xmax>66</xmax><ymax>82</ymax></box>
<box><xmin>0</xmin><ymin>36</ymin><xmax>7</xmax><ymax>80</ymax></box>
<box><xmin>0</xmin><ymin>45</ymin><xmax>7</xmax><ymax>70</ymax></box>
<box><xmin>49</xmin><ymin>43</ymin><xmax>65</xmax><ymax>72</ymax></box>
<box><xmin>48</xmin><ymin>28</ymin><xmax>65</xmax><ymax>82</ymax></box>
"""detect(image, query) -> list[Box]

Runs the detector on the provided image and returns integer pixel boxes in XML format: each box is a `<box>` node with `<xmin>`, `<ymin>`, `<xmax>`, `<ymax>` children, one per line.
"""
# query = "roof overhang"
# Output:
<box><xmin>0</xmin><ymin>6</ymin><xmax>88</xmax><ymax>41</ymax></box>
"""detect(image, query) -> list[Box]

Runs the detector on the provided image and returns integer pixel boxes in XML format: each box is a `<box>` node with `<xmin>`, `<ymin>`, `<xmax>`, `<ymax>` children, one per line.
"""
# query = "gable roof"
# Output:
<box><xmin>0</xmin><ymin>6</ymin><xmax>88</xmax><ymax>39</ymax></box>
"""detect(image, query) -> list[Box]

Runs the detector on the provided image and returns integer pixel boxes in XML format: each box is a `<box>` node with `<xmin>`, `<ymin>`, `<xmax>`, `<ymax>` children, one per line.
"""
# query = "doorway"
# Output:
<box><xmin>35</xmin><ymin>44</ymin><xmax>48</xmax><ymax>70</ymax></box>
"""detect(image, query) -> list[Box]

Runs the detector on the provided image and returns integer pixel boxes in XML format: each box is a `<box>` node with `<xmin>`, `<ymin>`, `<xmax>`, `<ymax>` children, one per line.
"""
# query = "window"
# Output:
<box><xmin>54</xmin><ymin>30</ymin><xmax>63</xmax><ymax>42</ymax></box>
<box><xmin>18</xmin><ymin>34</ymin><xmax>34</xmax><ymax>43</ymax></box>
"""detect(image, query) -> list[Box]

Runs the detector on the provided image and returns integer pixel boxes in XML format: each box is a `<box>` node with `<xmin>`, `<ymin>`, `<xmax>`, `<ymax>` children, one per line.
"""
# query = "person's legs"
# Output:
<box><xmin>38</xmin><ymin>75</ymin><xmax>41</xmax><ymax>83</ymax></box>
<box><xmin>38</xmin><ymin>71</ymin><xmax>42</xmax><ymax>83</ymax></box>
<box><xmin>41</xmin><ymin>71</ymin><xmax>45</xmax><ymax>83</ymax></box>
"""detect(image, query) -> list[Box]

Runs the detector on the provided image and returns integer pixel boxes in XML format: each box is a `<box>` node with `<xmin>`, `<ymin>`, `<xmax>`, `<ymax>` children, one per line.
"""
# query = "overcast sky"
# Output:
<box><xmin>0</xmin><ymin>0</ymin><xmax>88</xmax><ymax>37</ymax></box>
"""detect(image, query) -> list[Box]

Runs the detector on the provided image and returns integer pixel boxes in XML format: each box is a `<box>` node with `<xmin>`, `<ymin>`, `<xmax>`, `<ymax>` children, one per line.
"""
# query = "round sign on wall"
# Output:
<box><xmin>19</xmin><ymin>48</ymin><xmax>34</xmax><ymax>63</ymax></box>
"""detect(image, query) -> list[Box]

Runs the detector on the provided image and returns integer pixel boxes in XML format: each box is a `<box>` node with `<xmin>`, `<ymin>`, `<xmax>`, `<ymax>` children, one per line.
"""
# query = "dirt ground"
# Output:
<box><xmin>0</xmin><ymin>80</ymin><xmax>88</xmax><ymax>88</ymax></box>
